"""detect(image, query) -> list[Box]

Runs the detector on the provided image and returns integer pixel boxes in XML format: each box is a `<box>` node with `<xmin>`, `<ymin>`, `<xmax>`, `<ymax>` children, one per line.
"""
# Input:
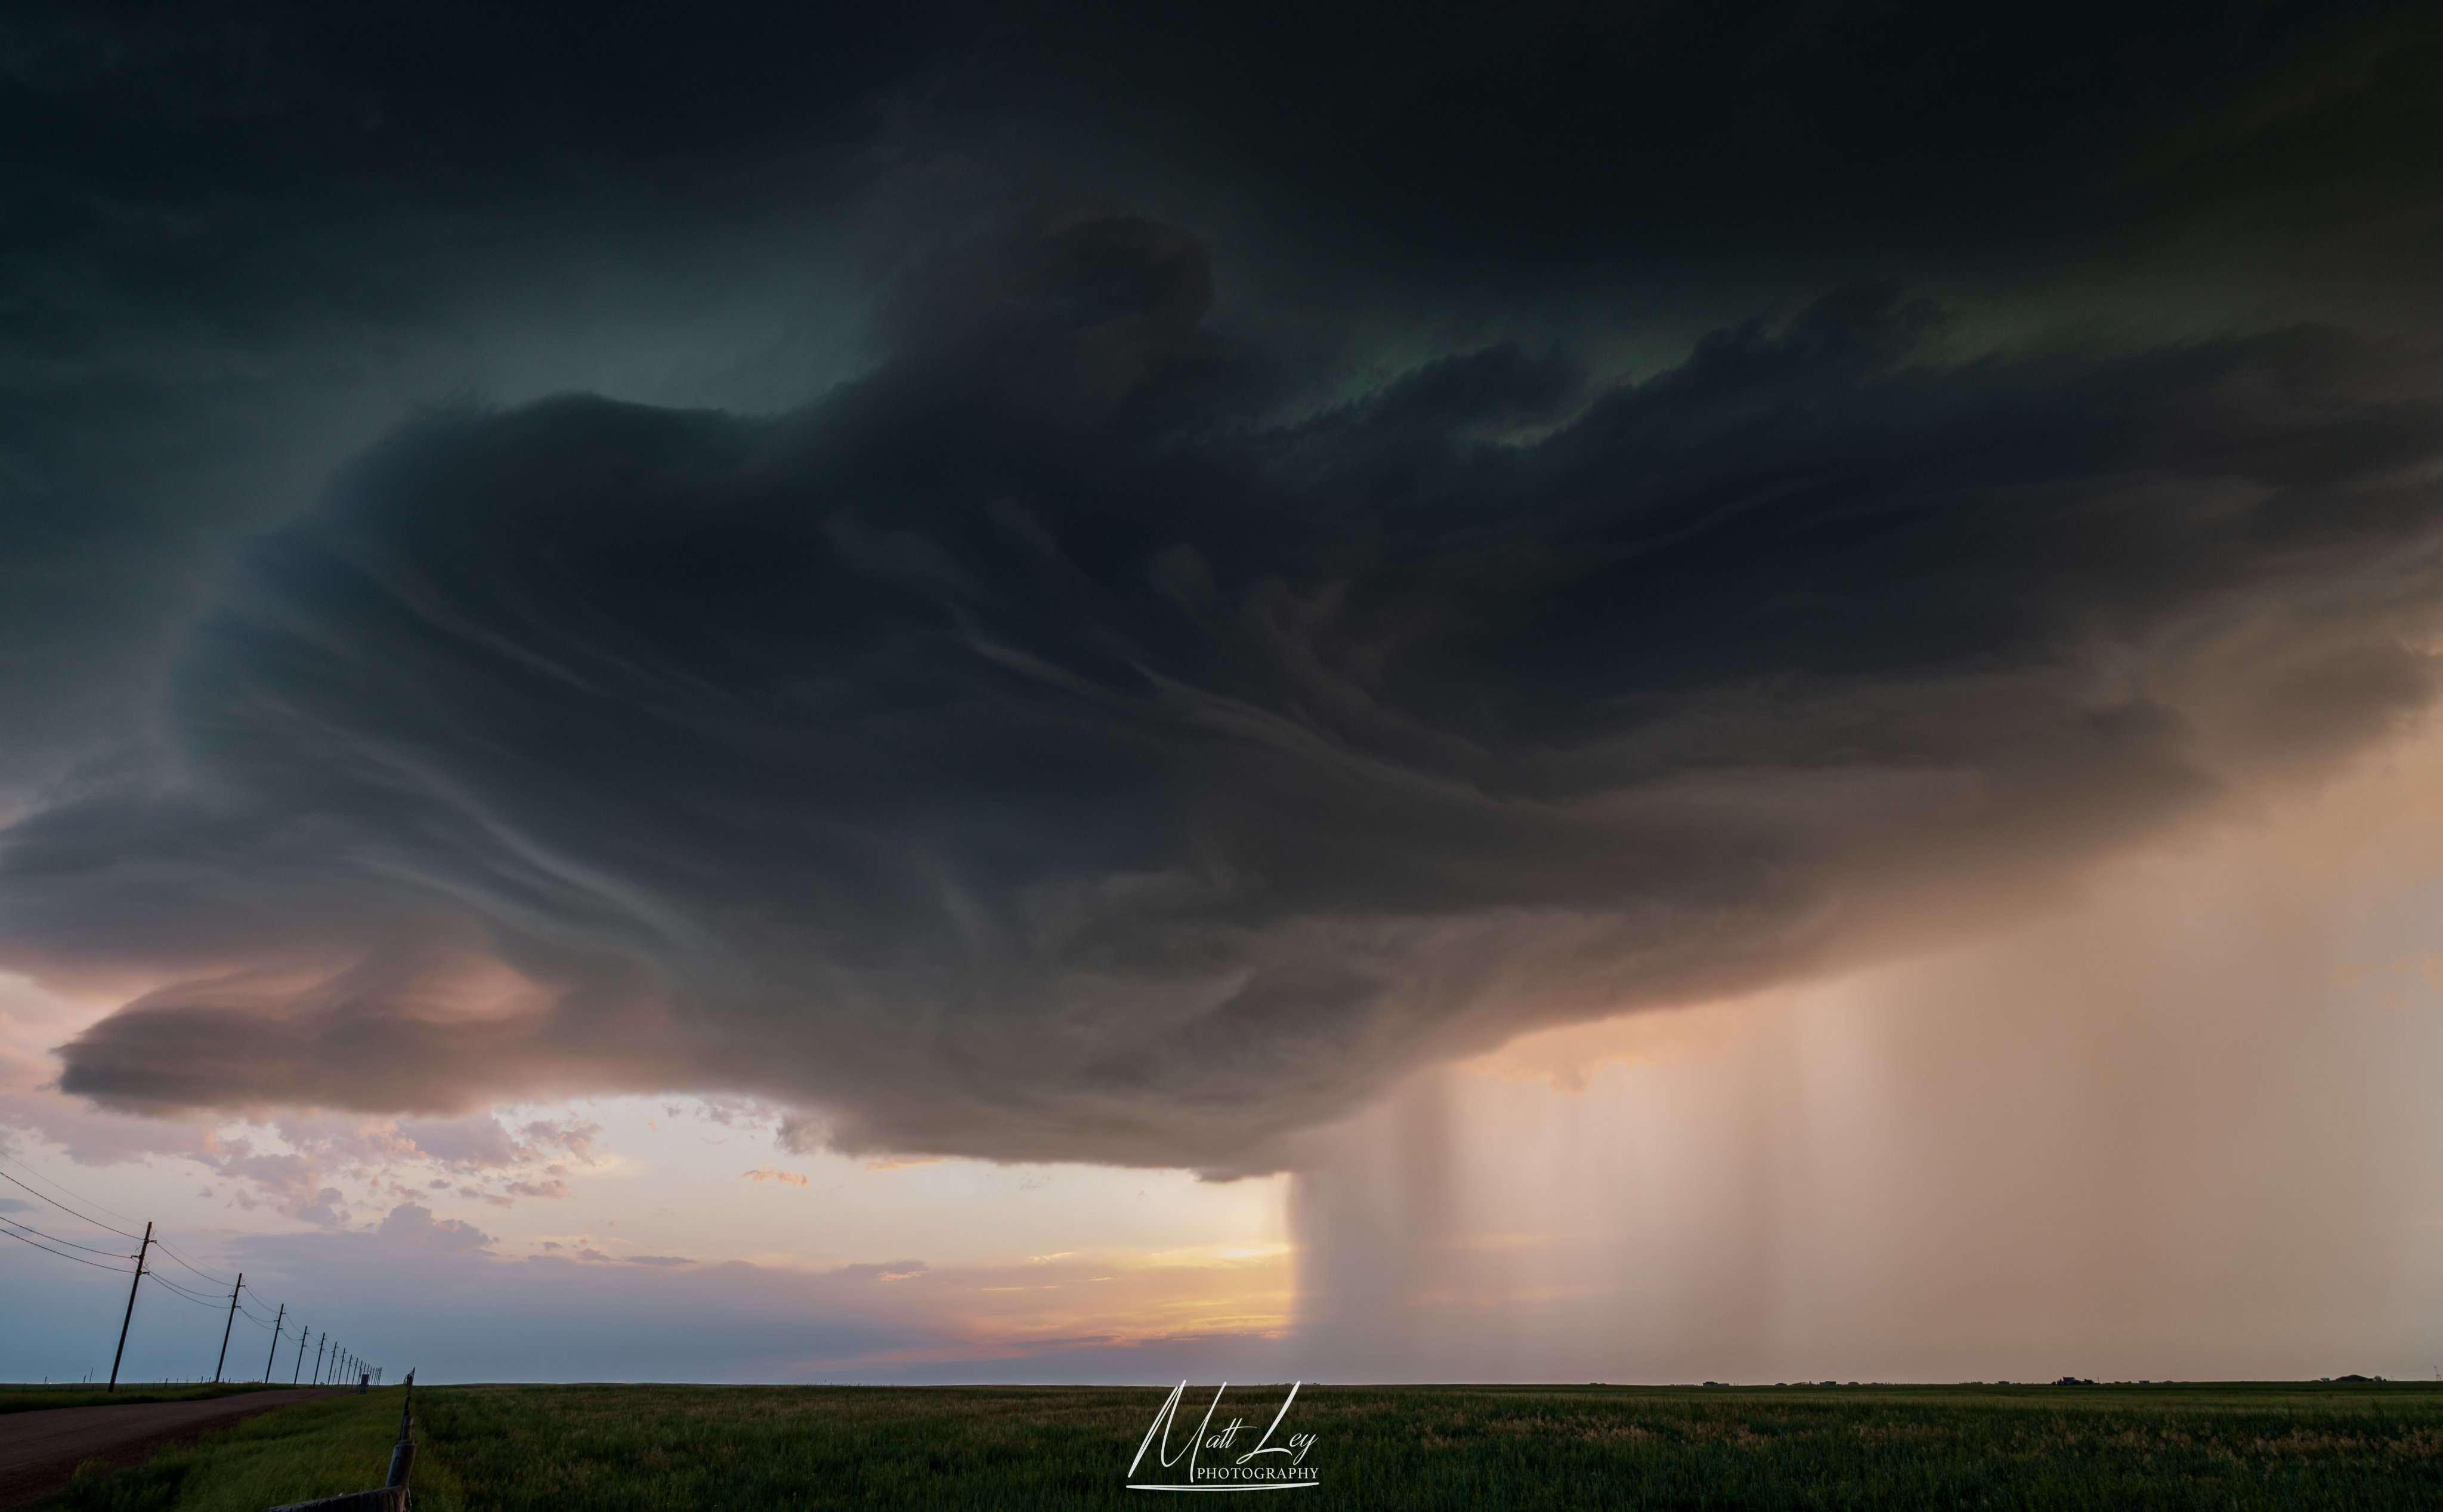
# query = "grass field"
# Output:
<box><xmin>46</xmin><ymin>1390</ymin><xmax>460</xmax><ymax>1512</ymax></box>
<box><xmin>0</xmin><ymin>1384</ymin><xmax>281</xmax><ymax>1418</ymax></box>
<box><xmin>44</xmin><ymin>1381</ymin><xmax>2443</xmax><ymax>1510</ymax></box>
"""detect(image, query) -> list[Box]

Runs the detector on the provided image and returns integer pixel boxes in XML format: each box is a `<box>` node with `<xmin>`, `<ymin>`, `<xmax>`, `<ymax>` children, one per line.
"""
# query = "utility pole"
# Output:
<box><xmin>293</xmin><ymin>1325</ymin><xmax>310</xmax><ymax>1384</ymax></box>
<box><xmin>214</xmin><ymin>1272</ymin><xmax>244</xmax><ymax>1384</ymax></box>
<box><xmin>312</xmin><ymin>1333</ymin><xmax>326</xmax><ymax>1385</ymax></box>
<box><xmin>262</xmin><ymin>1304</ymin><xmax>285</xmax><ymax>1383</ymax></box>
<box><xmin>106</xmin><ymin>1222</ymin><xmax>154</xmax><ymax>1393</ymax></box>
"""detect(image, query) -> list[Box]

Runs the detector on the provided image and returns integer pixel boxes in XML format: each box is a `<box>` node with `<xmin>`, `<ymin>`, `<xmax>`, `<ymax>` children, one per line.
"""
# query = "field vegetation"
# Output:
<box><xmin>41</xmin><ymin>1380</ymin><xmax>2443</xmax><ymax>1510</ymax></box>
<box><xmin>413</xmin><ymin>1382</ymin><xmax>2443</xmax><ymax>1510</ymax></box>
<box><xmin>45</xmin><ymin>1390</ymin><xmax>461</xmax><ymax>1512</ymax></box>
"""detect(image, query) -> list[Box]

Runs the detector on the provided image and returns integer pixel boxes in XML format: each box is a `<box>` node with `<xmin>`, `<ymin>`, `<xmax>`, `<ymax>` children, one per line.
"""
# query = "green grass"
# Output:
<box><xmin>0</xmin><ymin>1384</ymin><xmax>284</xmax><ymax>1417</ymax></box>
<box><xmin>44</xmin><ymin>1390</ymin><xmax>460</xmax><ymax>1512</ymax></box>
<box><xmin>418</xmin><ymin>1381</ymin><xmax>2443</xmax><ymax>1511</ymax></box>
<box><xmin>44</xmin><ymin>1381</ymin><xmax>2443</xmax><ymax>1510</ymax></box>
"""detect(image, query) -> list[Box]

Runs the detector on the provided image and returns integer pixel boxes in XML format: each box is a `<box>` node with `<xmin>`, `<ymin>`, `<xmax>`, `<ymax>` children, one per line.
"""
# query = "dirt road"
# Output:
<box><xmin>0</xmin><ymin>1388</ymin><xmax>342</xmax><ymax>1510</ymax></box>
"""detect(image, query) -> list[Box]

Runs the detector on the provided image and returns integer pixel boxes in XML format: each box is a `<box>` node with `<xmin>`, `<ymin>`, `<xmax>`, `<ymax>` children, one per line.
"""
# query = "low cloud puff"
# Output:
<box><xmin>9</xmin><ymin>214</ymin><xmax>2442</xmax><ymax>1169</ymax></box>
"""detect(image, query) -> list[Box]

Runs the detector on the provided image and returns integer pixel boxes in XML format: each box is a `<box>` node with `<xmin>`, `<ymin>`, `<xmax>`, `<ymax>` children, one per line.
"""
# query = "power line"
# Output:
<box><xmin>152</xmin><ymin>1239</ymin><xmax>233</xmax><ymax>1287</ymax></box>
<box><xmin>148</xmin><ymin>1272</ymin><xmax>231</xmax><ymax>1310</ymax></box>
<box><xmin>0</xmin><ymin>1152</ymin><xmax>143</xmax><ymax>1236</ymax></box>
<box><xmin>0</xmin><ymin>1167</ymin><xmax>141</xmax><ymax>1238</ymax></box>
<box><xmin>146</xmin><ymin>1275</ymin><xmax>222</xmax><ymax>1309</ymax></box>
<box><xmin>2</xmin><ymin>1157</ymin><xmax>264</xmax><ymax>1315</ymax></box>
<box><xmin>5</xmin><ymin>1157</ymin><xmax>247</xmax><ymax>1296</ymax></box>
<box><xmin>1</xmin><ymin>1192</ymin><xmax>251</xmax><ymax>1315</ymax></box>
<box><xmin>0</xmin><ymin>1149</ymin><xmax>146</xmax><ymax>1227</ymax></box>
<box><xmin>0</xmin><ymin>1212</ymin><xmax>140</xmax><ymax>1259</ymax></box>
<box><xmin>2</xmin><ymin>1155</ymin><xmax>388</xmax><ymax>1389</ymax></box>
<box><xmin>0</xmin><ymin>1220</ymin><xmax>134</xmax><ymax>1272</ymax></box>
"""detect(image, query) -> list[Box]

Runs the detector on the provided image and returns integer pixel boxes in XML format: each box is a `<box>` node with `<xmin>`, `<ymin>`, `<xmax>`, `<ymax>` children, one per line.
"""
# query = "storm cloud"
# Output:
<box><xmin>7</xmin><ymin>205</ymin><xmax>2438</xmax><ymax>1167</ymax></box>
<box><xmin>6</xmin><ymin>4</ymin><xmax>2443</xmax><ymax>1170</ymax></box>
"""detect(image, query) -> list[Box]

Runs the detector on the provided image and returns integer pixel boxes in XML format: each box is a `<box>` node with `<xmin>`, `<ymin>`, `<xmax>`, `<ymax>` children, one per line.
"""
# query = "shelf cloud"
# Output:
<box><xmin>4</xmin><ymin>2</ymin><xmax>2443</xmax><ymax>1177</ymax></box>
<box><xmin>10</xmin><ymin>209</ymin><xmax>2440</xmax><ymax>1169</ymax></box>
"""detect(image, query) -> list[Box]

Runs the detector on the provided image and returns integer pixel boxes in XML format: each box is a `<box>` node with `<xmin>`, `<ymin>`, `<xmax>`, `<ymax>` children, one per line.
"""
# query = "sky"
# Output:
<box><xmin>5</xmin><ymin>0</ymin><xmax>2443</xmax><ymax>1385</ymax></box>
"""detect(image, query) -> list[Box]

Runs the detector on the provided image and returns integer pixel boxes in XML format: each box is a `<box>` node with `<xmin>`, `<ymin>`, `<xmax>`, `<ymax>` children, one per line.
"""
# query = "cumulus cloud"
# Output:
<box><xmin>376</xmin><ymin>1199</ymin><xmax>494</xmax><ymax>1254</ymax></box>
<box><xmin>2</xmin><ymin>209</ymin><xmax>2434</xmax><ymax>1170</ymax></box>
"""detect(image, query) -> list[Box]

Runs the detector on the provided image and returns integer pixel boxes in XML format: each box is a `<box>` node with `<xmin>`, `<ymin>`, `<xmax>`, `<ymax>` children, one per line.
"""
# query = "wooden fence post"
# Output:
<box><xmin>265</xmin><ymin>1369</ymin><xmax>416</xmax><ymax>1512</ymax></box>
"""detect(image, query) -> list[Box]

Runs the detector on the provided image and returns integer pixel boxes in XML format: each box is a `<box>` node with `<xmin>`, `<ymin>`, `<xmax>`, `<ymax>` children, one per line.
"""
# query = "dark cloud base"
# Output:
<box><xmin>13</xmin><ymin>212</ymin><xmax>2441</xmax><ymax>1168</ymax></box>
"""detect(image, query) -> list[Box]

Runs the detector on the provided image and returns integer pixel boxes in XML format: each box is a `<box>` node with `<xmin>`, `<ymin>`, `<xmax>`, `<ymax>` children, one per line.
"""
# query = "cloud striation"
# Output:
<box><xmin>7</xmin><ymin>211</ymin><xmax>2443</xmax><ymax>1169</ymax></box>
